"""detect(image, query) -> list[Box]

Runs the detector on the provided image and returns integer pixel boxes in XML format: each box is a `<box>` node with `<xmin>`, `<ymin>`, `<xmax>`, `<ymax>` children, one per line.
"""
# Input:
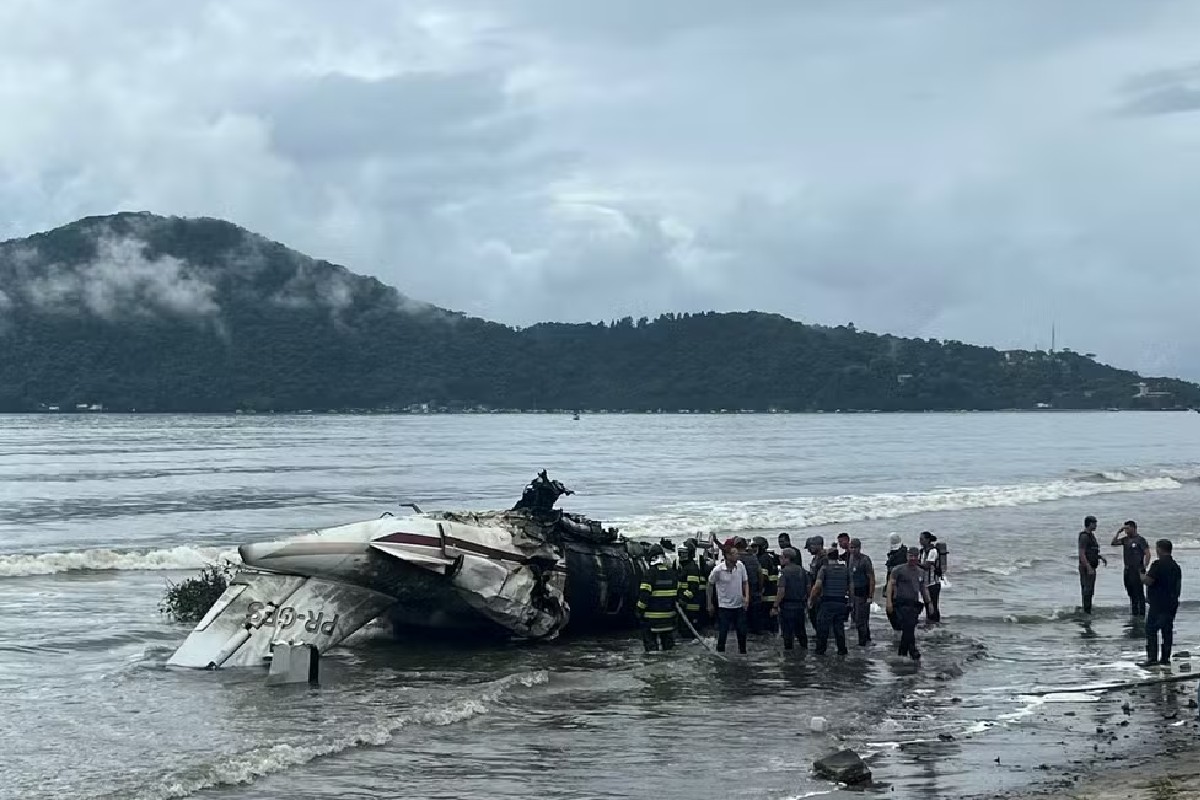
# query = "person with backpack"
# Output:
<box><xmin>918</xmin><ymin>531</ymin><xmax>946</xmax><ymax>622</ymax></box>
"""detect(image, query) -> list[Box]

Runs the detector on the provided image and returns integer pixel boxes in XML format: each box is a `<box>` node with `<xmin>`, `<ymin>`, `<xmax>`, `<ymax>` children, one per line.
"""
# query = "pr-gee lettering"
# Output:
<box><xmin>244</xmin><ymin>602</ymin><xmax>338</xmax><ymax>634</ymax></box>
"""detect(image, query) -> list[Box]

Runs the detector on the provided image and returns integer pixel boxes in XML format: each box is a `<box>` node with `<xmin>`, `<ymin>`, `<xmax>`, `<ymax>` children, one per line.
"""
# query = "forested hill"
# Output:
<box><xmin>1</xmin><ymin>212</ymin><xmax>1197</xmax><ymax>414</ymax></box>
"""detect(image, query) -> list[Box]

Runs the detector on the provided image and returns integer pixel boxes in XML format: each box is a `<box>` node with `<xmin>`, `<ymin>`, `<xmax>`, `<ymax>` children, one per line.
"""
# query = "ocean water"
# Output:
<box><xmin>3</xmin><ymin>411</ymin><xmax>1200</xmax><ymax>800</ymax></box>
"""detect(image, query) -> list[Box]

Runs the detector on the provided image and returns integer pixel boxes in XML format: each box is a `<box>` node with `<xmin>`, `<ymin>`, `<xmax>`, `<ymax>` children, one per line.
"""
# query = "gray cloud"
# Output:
<box><xmin>2</xmin><ymin>1</ymin><xmax>1200</xmax><ymax>378</ymax></box>
<box><xmin>6</xmin><ymin>234</ymin><xmax>220</xmax><ymax>321</ymax></box>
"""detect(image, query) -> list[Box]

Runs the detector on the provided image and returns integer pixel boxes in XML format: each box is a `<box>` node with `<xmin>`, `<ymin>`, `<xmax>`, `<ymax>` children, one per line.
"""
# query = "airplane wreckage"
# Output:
<box><xmin>168</xmin><ymin>472</ymin><xmax>683</xmax><ymax>672</ymax></box>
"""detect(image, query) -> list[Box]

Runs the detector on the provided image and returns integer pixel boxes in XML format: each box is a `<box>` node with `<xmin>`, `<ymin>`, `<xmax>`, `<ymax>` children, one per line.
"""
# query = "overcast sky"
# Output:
<box><xmin>3</xmin><ymin>1</ymin><xmax>1200</xmax><ymax>378</ymax></box>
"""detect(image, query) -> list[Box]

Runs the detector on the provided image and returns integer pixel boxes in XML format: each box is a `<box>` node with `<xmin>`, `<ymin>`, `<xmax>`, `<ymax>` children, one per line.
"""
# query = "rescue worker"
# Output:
<box><xmin>773</xmin><ymin>547</ymin><xmax>810</xmax><ymax>650</ymax></box>
<box><xmin>1077</xmin><ymin>515</ymin><xmax>1105</xmax><ymax>614</ymax></box>
<box><xmin>847</xmin><ymin>537</ymin><xmax>876</xmax><ymax>646</ymax></box>
<box><xmin>676</xmin><ymin>541</ymin><xmax>708</xmax><ymax>635</ymax></box>
<box><xmin>1141</xmin><ymin>538</ymin><xmax>1182</xmax><ymax>667</ymax></box>
<box><xmin>918</xmin><ymin>531</ymin><xmax>944</xmax><ymax>623</ymax></box>
<box><xmin>884</xmin><ymin>532</ymin><xmax>907</xmax><ymax>631</ymax></box>
<box><xmin>836</xmin><ymin>532</ymin><xmax>851</xmax><ymax>562</ymax></box>
<box><xmin>806</xmin><ymin>536</ymin><xmax>828</xmax><ymax>630</ymax></box>
<box><xmin>754</xmin><ymin>536</ymin><xmax>780</xmax><ymax>635</ymax></box>
<box><xmin>1112</xmin><ymin>520</ymin><xmax>1150</xmax><ymax>618</ymax></box>
<box><xmin>809</xmin><ymin>546</ymin><xmax>850</xmax><ymax>656</ymax></box>
<box><xmin>636</xmin><ymin>544</ymin><xmax>686</xmax><ymax>651</ymax></box>
<box><xmin>734</xmin><ymin>537</ymin><xmax>765</xmax><ymax>634</ymax></box>
<box><xmin>887</xmin><ymin>546</ymin><xmax>932</xmax><ymax>661</ymax></box>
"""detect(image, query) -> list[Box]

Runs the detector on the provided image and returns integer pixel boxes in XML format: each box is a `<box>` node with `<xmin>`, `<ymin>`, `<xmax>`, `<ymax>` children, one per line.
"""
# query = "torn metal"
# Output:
<box><xmin>167</xmin><ymin>472</ymin><xmax>662</xmax><ymax>669</ymax></box>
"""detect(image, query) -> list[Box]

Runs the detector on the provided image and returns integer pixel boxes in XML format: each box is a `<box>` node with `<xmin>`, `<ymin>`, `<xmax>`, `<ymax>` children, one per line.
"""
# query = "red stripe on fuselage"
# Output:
<box><xmin>378</xmin><ymin>531</ymin><xmax>536</xmax><ymax>565</ymax></box>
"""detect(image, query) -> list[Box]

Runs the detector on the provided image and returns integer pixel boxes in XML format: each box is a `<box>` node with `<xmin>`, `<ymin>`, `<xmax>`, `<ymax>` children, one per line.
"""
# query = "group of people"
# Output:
<box><xmin>635</xmin><ymin>529</ymin><xmax>948</xmax><ymax>662</ymax></box>
<box><xmin>1077</xmin><ymin>516</ymin><xmax>1184</xmax><ymax>666</ymax></box>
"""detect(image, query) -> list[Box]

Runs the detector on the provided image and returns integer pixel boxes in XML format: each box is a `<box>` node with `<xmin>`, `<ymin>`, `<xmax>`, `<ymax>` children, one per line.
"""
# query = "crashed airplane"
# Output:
<box><xmin>168</xmin><ymin>472</ymin><xmax>668</xmax><ymax>669</ymax></box>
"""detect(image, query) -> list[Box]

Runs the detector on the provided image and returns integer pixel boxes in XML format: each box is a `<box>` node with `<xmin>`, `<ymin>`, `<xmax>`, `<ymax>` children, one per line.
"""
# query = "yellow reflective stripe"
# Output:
<box><xmin>636</xmin><ymin>600</ymin><xmax>647</xmax><ymax>609</ymax></box>
<box><xmin>638</xmin><ymin>583</ymin><xmax>652</xmax><ymax>592</ymax></box>
<box><xmin>644</xmin><ymin>611</ymin><xmax>675</xmax><ymax>619</ymax></box>
<box><xmin>651</xmin><ymin>589</ymin><xmax>676</xmax><ymax>598</ymax></box>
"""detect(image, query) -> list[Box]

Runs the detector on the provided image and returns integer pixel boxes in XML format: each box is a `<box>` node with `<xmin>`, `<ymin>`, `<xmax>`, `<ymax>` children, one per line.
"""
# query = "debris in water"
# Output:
<box><xmin>813</xmin><ymin>750</ymin><xmax>871</xmax><ymax>785</ymax></box>
<box><xmin>158</xmin><ymin>562</ymin><xmax>233</xmax><ymax>623</ymax></box>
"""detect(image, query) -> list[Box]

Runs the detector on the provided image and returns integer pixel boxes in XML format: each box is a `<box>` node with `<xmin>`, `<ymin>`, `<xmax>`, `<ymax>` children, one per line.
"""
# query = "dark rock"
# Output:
<box><xmin>1121</xmin><ymin>703</ymin><xmax>1132</xmax><ymax>714</ymax></box>
<box><xmin>938</xmin><ymin>733</ymin><xmax>955</xmax><ymax>741</ymax></box>
<box><xmin>1177</xmin><ymin>651</ymin><xmax>1191</xmax><ymax>658</ymax></box>
<box><xmin>1187</xmin><ymin>699</ymin><xmax>1198</xmax><ymax>709</ymax></box>
<box><xmin>1120</xmin><ymin>720</ymin><xmax>1130</xmax><ymax>727</ymax></box>
<box><xmin>813</xmin><ymin>750</ymin><xmax>871</xmax><ymax>785</ymax></box>
<box><xmin>1064</xmin><ymin>711</ymin><xmax>1076</xmax><ymax>717</ymax></box>
<box><xmin>1096</xmin><ymin>727</ymin><xmax>1105</xmax><ymax>734</ymax></box>
<box><xmin>1165</xmin><ymin>711</ymin><xmax>1178</xmax><ymax>720</ymax></box>
<box><xmin>950</xmin><ymin>697</ymin><xmax>963</xmax><ymax>704</ymax></box>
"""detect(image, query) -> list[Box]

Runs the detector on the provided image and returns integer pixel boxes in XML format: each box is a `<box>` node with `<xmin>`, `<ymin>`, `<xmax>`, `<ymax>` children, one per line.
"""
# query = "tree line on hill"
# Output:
<box><xmin>1</xmin><ymin>213</ymin><xmax>1197</xmax><ymax>414</ymax></box>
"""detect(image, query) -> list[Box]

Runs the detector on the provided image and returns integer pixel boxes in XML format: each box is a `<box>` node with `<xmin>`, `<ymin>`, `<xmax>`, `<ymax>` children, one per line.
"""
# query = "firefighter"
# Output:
<box><xmin>753</xmin><ymin>536</ymin><xmax>780</xmax><ymax>634</ymax></box>
<box><xmin>677</xmin><ymin>541</ymin><xmax>708</xmax><ymax>635</ymax></box>
<box><xmin>637</xmin><ymin>544</ymin><xmax>686</xmax><ymax>651</ymax></box>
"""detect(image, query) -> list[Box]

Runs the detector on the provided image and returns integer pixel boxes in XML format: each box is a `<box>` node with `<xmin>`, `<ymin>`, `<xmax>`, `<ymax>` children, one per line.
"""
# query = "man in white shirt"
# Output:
<box><xmin>708</xmin><ymin>544</ymin><xmax>750</xmax><ymax>654</ymax></box>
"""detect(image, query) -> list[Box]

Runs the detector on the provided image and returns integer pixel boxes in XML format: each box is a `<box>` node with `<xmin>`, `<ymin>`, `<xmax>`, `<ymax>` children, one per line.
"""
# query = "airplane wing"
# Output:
<box><xmin>166</xmin><ymin>569</ymin><xmax>396</xmax><ymax>669</ymax></box>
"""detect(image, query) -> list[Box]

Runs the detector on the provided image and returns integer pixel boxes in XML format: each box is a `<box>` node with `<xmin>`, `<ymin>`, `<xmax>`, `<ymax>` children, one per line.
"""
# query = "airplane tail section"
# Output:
<box><xmin>166</xmin><ymin>569</ymin><xmax>396</xmax><ymax>669</ymax></box>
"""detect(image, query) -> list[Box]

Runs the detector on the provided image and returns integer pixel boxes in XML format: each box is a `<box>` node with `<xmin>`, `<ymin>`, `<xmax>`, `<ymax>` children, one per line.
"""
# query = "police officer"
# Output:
<box><xmin>809</xmin><ymin>547</ymin><xmax>850</xmax><ymax>656</ymax></box>
<box><xmin>676</xmin><ymin>541</ymin><xmax>708</xmax><ymax>635</ymax></box>
<box><xmin>773</xmin><ymin>547</ymin><xmax>810</xmax><ymax>650</ymax></box>
<box><xmin>753</xmin><ymin>536</ymin><xmax>780</xmax><ymax>635</ymax></box>
<box><xmin>637</xmin><ymin>544</ymin><xmax>687</xmax><ymax>651</ymax></box>
<box><xmin>805</xmin><ymin>536</ymin><xmax>828</xmax><ymax>630</ymax></box>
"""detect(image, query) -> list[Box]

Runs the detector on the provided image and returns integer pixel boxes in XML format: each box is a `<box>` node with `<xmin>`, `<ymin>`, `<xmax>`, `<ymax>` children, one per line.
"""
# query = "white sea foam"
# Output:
<box><xmin>114</xmin><ymin>669</ymin><xmax>549</xmax><ymax>800</ymax></box>
<box><xmin>614</xmin><ymin>476</ymin><xmax>1182</xmax><ymax>538</ymax></box>
<box><xmin>0</xmin><ymin>545</ymin><xmax>240</xmax><ymax>577</ymax></box>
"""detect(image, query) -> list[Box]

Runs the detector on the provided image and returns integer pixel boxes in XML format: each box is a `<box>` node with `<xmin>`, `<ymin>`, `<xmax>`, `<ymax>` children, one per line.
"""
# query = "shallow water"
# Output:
<box><xmin>3</xmin><ymin>411</ymin><xmax>1200</xmax><ymax>800</ymax></box>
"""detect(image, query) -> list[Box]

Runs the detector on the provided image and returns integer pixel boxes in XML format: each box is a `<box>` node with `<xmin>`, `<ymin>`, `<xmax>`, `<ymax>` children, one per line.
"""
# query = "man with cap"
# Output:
<box><xmin>809</xmin><ymin>546</ymin><xmax>851</xmax><ymax>656</ymax></box>
<box><xmin>847</xmin><ymin>538</ymin><xmax>876</xmax><ymax>646</ymax></box>
<box><xmin>772</xmin><ymin>547</ymin><xmax>810</xmax><ymax>650</ymax></box>
<box><xmin>886</xmin><ymin>546</ymin><xmax>933</xmax><ymax>661</ymax></box>
<box><xmin>636</xmin><ymin>543</ymin><xmax>686</xmax><ymax>651</ymax></box>
<box><xmin>735</xmin><ymin>537</ymin><xmax>765</xmax><ymax>634</ymax></box>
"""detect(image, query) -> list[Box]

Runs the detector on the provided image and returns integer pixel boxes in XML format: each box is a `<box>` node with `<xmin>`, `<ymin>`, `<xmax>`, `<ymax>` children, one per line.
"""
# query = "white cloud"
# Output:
<box><xmin>2</xmin><ymin>1</ymin><xmax>1200</xmax><ymax>377</ymax></box>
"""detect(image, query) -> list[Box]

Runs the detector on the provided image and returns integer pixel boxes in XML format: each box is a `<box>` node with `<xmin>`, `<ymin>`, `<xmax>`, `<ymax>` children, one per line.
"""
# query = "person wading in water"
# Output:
<box><xmin>1140</xmin><ymin>538</ymin><xmax>1182</xmax><ymax>667</ymax></box>
<box><xmin>1112</xmin><ymin>520</ymin><xmax>1150</xmax><ymax>619</ymax></box>
<box><xmin>1077</xmin><ymin>515</ymin><xmax>1106</xmax><ymax>614</ymax></box>
<box><xmin>886</xmin><ymin>546</ymin><xmax>932</xmax><ymax>662</ymax></box>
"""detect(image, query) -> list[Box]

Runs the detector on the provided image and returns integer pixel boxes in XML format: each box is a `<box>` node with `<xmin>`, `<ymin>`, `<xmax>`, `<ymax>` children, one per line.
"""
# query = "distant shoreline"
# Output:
<box><xmin>5</xmin><ymin>407</ymin><xmax>1196</xmax><ymax>417</ymax></box>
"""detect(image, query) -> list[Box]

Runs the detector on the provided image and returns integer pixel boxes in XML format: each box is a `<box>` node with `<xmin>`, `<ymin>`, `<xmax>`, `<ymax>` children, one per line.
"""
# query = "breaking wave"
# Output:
<box><xmin>614</xmin><ymin>475</ymin><xmax>1183</xmax><ymax>538</ymax></box>
<box><xmin>103</xmin><ymin>670</ymin><xmax>549</xmax><ymax>800</ymax></box>
<box><xmin>0</xmin><ymin>545</ymin><xmax>239</xmax><ymax>577</ymax></box>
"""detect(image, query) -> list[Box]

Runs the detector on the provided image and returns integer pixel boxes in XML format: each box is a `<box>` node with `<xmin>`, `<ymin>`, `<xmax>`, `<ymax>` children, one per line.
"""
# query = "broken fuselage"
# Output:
<box><xmin>167</xmin><ymin>479</ymin><xmax>662</xmax><ymax>669</ymax></box>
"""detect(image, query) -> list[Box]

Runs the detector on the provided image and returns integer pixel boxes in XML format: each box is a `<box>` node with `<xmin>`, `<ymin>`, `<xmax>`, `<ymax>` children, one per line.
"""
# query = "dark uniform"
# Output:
<box><xmin>814</xmin><ymin>556</ymin><xmax>850</xmax><ymax>655</ymax></box>
<box><xmin>637</xmin><ymin>549</ymin><xmax>688</xmax><ymax>651</ymax></box>
<box><xmin>1118</xmin><ymin>533</ymin><xmax>1150</xmax><ymax>618</ymax></box>
<box><xmin>1078</xmin><ymin>527</ymin><xmax>1100</xmax><ymax>614</ymax></box>
<box><xmin>736</xmin><ymin>540</ymin><xmax>765</xmax><ymax>634</ymax></box>
<box><xmin>755</xmin><ymin>537</ymin><xmax>780</xmax><ymax>635</ymax></box>
<box><xmin>677</xmin><ymin>547</ymin><xmax>707</xmax><ymax>636</ymax></box>
<box><xmin>885</xmin><ymin>545</ymin><xmax>908</xmax><ymax>629</ymax></box>
<box><xmin>777</xmin><ymin>561</ymin><xmax>810</xmax><ymax>649</ymax></box>
<box><xmin>1145</xmin><ymin>550</ymin><xmax>1182</xmax><ymax>664</ymax></box>
<box><xmin>807</xmin><ymin>542</ymin><xmax>828</xmax><ymax>631</ymax></box>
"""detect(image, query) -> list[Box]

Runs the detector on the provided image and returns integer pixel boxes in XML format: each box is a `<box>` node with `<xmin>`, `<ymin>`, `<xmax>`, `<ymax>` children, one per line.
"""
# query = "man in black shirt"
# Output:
<box><xmin>1112</xmin><ymin>520</ymin><xmax>1151</xmax><ymax>618</ymax></box>
<box><xmin>1077</xmin><ymin>515</ymin><xmax>1106</xmax><ymax>614</ymax></box>
<box><xmin>1140</xmin><ymin>538</ymin><xmax>1182</xmax><ymax>666</ymax></box>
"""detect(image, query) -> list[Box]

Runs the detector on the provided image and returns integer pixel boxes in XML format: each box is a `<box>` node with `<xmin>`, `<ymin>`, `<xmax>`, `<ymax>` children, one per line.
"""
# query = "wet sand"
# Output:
<box><xmin>962</xmin><ymin>664</ymin><xmax>1200</xmax><ymax>800</ymax></box>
